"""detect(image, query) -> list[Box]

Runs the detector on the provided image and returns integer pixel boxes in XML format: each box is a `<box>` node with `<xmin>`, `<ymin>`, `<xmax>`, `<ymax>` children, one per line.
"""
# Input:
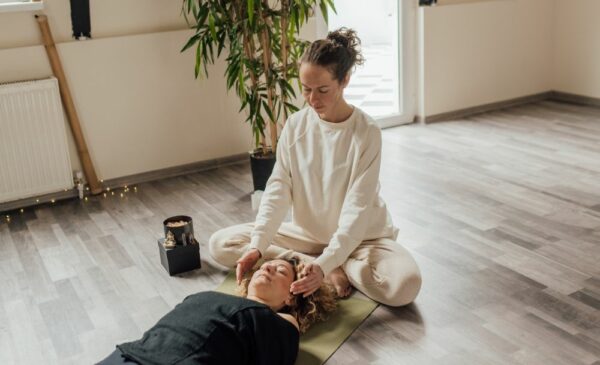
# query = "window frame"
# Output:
<box><xmin>0</xmin><ymin>0</ymin><xmax>44</xmax><ymax>14</ymax></box>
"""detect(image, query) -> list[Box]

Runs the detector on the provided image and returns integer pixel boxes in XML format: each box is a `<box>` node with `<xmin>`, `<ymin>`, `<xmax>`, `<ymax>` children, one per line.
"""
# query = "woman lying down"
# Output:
<box><xmin>98</xmin><ymin>258</ymin><xmax>337</xmax><ymax>365</ymax></box>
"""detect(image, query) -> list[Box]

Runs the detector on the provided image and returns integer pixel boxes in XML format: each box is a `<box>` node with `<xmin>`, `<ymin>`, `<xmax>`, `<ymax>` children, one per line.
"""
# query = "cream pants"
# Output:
<box><xmin>208</xmin><ymin>222</ymin><xmax>422</xmax><ymax>307</ymax></box>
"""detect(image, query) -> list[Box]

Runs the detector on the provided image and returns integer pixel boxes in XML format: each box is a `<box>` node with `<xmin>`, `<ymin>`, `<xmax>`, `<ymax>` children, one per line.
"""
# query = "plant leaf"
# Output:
<box><xmin>208</xmin><ymin>13</ymin><xmax>217</xmax><ymax>41</ymax></box>
<box><xmin>195</xmin><ymin>42</ymin><xmax>203</xmax><ymax>78</ymax></box>
<box><xmin>248</xmin><ymin>0</ymin><xmax>254</xmax><ymax>25</ymax></box>
<box><xmin>319</xmin><ymin>1</ymin><xmax>328</xmax><ymax>24</ymax></box>
<box><xmin>327</xmin><ymin>0</ymin><xmax>337</xmax><ymax>14</ymax></box>
<box><xmin>181</xmin><ymin>33</ymin><xmax>200</xmax><ymax>53</ymax></box>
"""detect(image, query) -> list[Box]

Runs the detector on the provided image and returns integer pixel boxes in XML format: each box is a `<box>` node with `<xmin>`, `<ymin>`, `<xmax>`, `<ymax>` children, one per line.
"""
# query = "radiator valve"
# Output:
<box><xmin>74</xmin><ymin>171</ymin><xmax>84</xmax><ymax>199</ymax></box>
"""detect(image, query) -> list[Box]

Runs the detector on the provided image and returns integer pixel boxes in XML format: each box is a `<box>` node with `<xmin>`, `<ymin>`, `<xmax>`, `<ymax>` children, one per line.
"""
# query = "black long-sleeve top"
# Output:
<box><xmin>117</xmin><ymin>291</ymin><xmax>299</xmax><ymax>365</ymax></box>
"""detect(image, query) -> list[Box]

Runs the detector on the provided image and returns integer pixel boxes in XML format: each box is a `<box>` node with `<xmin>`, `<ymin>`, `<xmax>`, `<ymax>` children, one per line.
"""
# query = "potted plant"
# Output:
<box><xmin>181</xmin><ymin>0</ymin><xmax>335</xmax><ymax>191</ymax></box>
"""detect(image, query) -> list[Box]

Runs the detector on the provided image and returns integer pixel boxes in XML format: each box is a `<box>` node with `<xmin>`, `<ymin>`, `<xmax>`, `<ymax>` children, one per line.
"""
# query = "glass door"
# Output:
<box><xmin>322</xmin><ymin>0</ymin><xmax>416</xmax><ymax>127</ymax></box>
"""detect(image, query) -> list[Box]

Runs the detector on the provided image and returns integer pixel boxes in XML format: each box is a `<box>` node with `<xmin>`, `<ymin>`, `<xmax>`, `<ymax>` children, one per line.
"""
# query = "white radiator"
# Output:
<box><xmin>0</xmin><ymin>77</ymin><xmax>73</xmax><ymax>203</ymax></box>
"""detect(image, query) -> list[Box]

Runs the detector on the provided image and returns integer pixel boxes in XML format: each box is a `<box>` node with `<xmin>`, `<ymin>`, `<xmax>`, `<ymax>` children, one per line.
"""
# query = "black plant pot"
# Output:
<box><xmin>249</xmin><ymin>151</ymin><xmax>276</xmax><ymax>191</ymax></box>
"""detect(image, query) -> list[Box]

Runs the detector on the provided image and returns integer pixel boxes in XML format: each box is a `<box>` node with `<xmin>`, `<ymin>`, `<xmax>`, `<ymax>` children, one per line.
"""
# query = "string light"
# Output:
<box><xmin>4</xmin><ymin>184</ymin><xmax>141</xmax><ymax>211</ymax></box>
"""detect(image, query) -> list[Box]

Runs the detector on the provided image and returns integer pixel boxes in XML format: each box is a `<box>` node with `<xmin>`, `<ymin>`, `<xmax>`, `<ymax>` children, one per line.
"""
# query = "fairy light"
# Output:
<box><xmin>51</xmin><ymin>199</ymin><xmax>55</xmax><ymax>204</ymax></box>
<box><xmin>111</xmin><ymin>191</ymin><xmax>115</xmax><ymax>196</ymax></box>
<box><xmin>36</xmin><ymin>199</ymin><xmax>40</xmax><ymax>203</ymax></box>
<box><xmin>120</xmin><ymin>193</ymin><xmax>124</xmax><ymax>198</ymax></box>
<box><xmin>20</xmin><ymin>209</ymin><xmax>24</xmax><ymax>213</ymax></box>
<box><xmin>106</xmin><ymin>187</ymin><xmax>111</xmax><ymax>192</ymax></box>
<box><xmin>84</xmin><ymin>197</ymin><xmax>88</xmax><ymax>202</ymax></box>
<box><xmin>103</xmin><ymin>193</ymin><xmax>107</xmax><ymax>198</ymax></box>
<box><xmin>133</xmin><ymin>187</ymin><xmax>138</xmax><ymax>192</ymax></box>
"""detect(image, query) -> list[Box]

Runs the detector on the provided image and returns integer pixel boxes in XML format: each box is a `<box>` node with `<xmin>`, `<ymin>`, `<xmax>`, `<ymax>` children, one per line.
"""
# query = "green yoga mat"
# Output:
<box><xmin>217</xmin><ymin>272</ymin><xmax>378</xmax><ymax>365</ymax></box>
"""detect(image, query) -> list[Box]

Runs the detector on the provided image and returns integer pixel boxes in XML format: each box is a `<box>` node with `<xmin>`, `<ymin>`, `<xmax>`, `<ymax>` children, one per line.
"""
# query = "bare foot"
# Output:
<box><xmin>325</xmin><ymin>267</ymin><xmax>352</xmax><ymax>298</ymax></box>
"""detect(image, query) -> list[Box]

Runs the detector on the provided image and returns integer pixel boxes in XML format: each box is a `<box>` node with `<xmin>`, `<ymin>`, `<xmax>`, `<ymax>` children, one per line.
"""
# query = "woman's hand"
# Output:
<box><xmin>236</xmin><ymin>248</ymin><xmax>261</xmax><ymax>284</ymax></box>
<box><xmin>290</xmin><ymin>263</ymin><xmax>324</xmax><ymax>297</ymax></box>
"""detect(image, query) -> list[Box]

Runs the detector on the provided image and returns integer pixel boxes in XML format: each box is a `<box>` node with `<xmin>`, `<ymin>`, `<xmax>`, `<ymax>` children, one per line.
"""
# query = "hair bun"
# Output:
<box><xmin>327</xmin><ymin>30</ymin><xmax>350</xmax><ymax>48</ymax></box>
<box><xmin>301</xmin><ymin>27</ymin><xmax>364</xmax><ymax>82</ymax></box>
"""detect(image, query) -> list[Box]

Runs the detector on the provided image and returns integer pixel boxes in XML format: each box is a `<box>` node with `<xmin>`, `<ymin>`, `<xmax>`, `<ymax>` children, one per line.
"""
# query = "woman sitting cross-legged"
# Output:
<box><xmin>210</xmin><ymin>28</ymin><xmax>422</xmax><ymax>307</ymax></box>
<box><xmin>97</xmin><ymin>258</ymin><xmax>336</xmax><ymax>365</ymax></box>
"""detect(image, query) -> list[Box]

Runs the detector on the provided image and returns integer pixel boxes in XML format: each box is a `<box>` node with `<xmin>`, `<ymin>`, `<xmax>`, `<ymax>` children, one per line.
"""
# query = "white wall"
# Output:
<box><xmin>553</xmin><ymin>0</ymin><xmax>600</xmax><ymax>99</ymax></box>
<box><xmin>421</xmin><ymin>0</ymin><xmax>555</xmax><ymax>117</ymax></box>
<box><xmin>0</xmin><ymin>1</ymin><xmax>316</xmax><ymax>182</ymax></box>
<box><xmin>0</xmin><ymin>0</ymin><xmax>186</xmax><ymax>48</ymax></box>
<box><xmin>4</xmin><ymin>0</ymin><xmax>598</xmax><ymax>182</ymax></box>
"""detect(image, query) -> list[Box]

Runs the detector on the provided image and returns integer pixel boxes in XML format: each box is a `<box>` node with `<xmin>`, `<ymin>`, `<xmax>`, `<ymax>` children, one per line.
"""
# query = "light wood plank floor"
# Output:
<box><xmin>1</xmin><ymin>100</ymin><xmax>599</xmax><ymax>364</ymax></box>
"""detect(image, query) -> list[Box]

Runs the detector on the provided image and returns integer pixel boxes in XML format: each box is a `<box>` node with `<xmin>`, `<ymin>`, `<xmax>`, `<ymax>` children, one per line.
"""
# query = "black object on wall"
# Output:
<box><xmin>419</xmin><ymin>0</ymin><xmax>438</xmax><ymax>6</ymax></box>
<box><xmin>70</xmin><ymin>0</ymin><xmax>91</xmax><ymax>39</ymax></box>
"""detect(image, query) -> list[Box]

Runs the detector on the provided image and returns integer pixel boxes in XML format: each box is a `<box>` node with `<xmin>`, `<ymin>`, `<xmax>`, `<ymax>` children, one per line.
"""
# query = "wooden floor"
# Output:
<box><xmin>1</xmin><ymin>100</ymin><xmax>599</xmax><ymax>364</ymax></box>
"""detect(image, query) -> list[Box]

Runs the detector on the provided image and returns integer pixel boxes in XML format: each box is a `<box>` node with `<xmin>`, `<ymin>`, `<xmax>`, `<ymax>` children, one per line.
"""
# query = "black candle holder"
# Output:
<box><xmin>158</xmin><ymin>215</ymin><xmax>201</xmax><ymax>276</ymax></box>
<box><xmin>163</xmin><ymin>215</ymin><xmax>195</xmax><ymax>246</ymax></box>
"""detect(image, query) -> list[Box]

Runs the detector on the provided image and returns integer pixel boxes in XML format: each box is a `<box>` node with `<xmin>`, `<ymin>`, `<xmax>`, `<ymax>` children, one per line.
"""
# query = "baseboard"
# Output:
<box><xmin>0</xmin><ymin>153</ymin><xmax>248</xmax><ymax>214</ymax></box>
<box><xmin>421</xmin><ymin>90</ymin><xmax>600</xmax><ymax>124</ymax></box>
<box><xmin>549</xmin><ymin>91</ymin><xmax>600</xmax><ymax>108</ymax></box>
<box><xmin>0</xmin><ymin>189</ymin><xmax>80</xmax><ymax>216</ymax></box>
<box><xmin>104</xmin><ymin>153</ymin><xmax>248</xmax><ymax>192</ymax></box>
<box><xmin>3</xmin><ymin>91</ymin><xmax>599</xmax><ymax>214</ymax></box>
<box><xmin>423</xmin><ymin>91</ymin><xmax>553</xmax><ymax>124</ymax></box>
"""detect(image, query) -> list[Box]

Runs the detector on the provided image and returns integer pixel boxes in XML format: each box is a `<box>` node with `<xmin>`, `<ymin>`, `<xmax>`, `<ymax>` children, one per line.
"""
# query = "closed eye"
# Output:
<box><xmin>277</xmin><ymin>266</ymin><xmax>291</xmax><ymax>276</ymax></box>
<box><xmin>303</xmin><ymin>88</ymin><xmax>328</xmax><ymax>93</ymax></box>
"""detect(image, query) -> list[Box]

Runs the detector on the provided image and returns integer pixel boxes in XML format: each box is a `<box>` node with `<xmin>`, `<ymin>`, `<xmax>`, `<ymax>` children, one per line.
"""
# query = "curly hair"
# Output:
<box><xmin>237</xmin><ymin>257</ymin><xmax>337</xmax><ymax>333</ymax></box>
<box><xmin>300</xmin><ymin>27</ymin><xmax>365</xmax><ymax>82</ymax></box>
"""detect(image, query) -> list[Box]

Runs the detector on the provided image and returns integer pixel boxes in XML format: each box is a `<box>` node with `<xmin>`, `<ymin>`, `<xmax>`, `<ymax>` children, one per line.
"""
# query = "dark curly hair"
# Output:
<box><xmin>300</xmin><ymin>27</ymin><xmax>365</xmax><ymax>82</ymax></box>
<box><xmin>237</xmin><ymin>257</ymin><xmax>337</xmax><ymax>333</ymax></box>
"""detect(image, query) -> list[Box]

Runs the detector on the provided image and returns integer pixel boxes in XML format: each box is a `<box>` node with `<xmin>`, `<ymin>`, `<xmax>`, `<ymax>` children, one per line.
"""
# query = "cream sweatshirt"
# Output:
<box><xmin>249</xmin><ymin>106</ymin><xmax>398</xmax><ymax>276</ymax></box>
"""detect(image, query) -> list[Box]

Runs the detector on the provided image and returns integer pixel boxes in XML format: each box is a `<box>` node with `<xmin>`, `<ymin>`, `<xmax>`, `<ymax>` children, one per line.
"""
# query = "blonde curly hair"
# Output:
<box><xmin>237</xmin><ymin>257</ymin><xmax>337</xmax><ymax>333</ymax></box>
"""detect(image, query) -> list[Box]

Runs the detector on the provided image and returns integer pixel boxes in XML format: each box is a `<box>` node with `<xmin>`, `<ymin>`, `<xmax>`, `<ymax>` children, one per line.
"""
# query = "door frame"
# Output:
<box><xmin>315</xmin><ymin>0</ymin><xmax>417</xmax><ymax>128</ymax></box>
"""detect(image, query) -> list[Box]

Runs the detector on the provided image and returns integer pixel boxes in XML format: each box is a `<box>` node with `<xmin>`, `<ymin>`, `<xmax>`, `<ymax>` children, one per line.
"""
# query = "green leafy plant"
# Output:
<box><xmin>181</xmin><ymin>0</ymin><xmax>335</xmax><ymax>156</ymax></box>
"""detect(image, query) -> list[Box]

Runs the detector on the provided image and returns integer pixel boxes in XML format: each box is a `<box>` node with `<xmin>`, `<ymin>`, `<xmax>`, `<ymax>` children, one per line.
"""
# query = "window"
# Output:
<box><xmin>0</xmin><ymin>0</ymin><xmax>44</xmax><ymax>13</ymax></box>
<box><xmin>326</xmin><ymin>0</ymin><xmax>417</xmax><ymax>127</ymax></box>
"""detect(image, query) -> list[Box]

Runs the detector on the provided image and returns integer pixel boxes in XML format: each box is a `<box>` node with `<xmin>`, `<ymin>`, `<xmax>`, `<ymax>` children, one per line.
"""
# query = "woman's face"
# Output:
<box><xmin>248</xmin><ymin>259</ymin><xmax>295</xmax><ymax>308</ymax></box>
<box><xmin>299</xmin><ymin>63</ymin><xmax>349</xmax><ymax>120</ymax></box>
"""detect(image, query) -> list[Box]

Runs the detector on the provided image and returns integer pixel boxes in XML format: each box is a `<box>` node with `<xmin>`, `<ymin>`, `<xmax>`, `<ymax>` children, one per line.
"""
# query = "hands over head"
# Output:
<box><xmin>236</xmin><ymin>248</ymin><xmax>262</xmax><ymax>284</ymax></box>
<box><xmin>290</xmin><ymin>262</ymin><xmax>324</xmax><ymax>298</ymax></box>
